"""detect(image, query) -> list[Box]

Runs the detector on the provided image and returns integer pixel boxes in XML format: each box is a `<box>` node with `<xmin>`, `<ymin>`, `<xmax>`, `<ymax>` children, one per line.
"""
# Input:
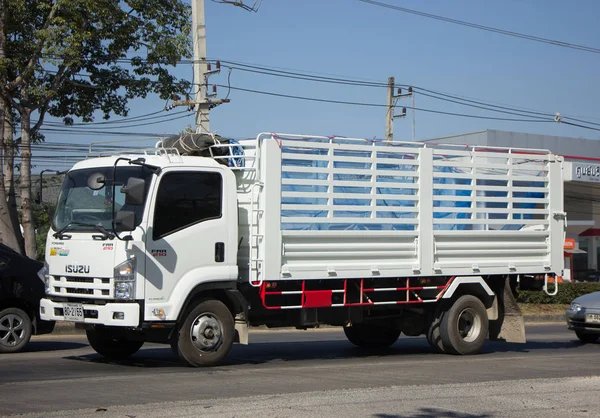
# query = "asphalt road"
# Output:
<box><xmin>1</xmin><ymin>323</ymin><xmax>599</xmax><ymax>417</ymax></box>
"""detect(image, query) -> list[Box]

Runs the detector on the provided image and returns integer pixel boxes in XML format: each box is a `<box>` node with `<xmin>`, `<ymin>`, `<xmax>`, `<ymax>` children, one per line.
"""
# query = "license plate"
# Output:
<box><xmin>63</xmin><ymin>303</ymin><xmax>84</xmax><ymax>322</ymax></box>
<box><xmin>585</xmin><ymin>313</ymin><xmax>600</xmax><ymax>324</ymax></box>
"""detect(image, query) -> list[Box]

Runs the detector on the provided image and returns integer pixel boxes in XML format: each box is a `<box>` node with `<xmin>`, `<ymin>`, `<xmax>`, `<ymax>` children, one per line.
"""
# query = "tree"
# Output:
<box><xmin>0</xmin><ymin>0</ymin><xmax>192</xmax><ymax>257</ymax></box>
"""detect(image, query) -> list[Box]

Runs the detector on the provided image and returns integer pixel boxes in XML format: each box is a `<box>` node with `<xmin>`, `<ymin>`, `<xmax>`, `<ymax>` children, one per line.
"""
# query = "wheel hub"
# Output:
<box><xmin>190</xmin><ymin>314</ymin><xmax>223</xmax><ymax>352</ymax></box>
<box><xmin>457</xmin><ymin>308</ymin><xmax>481</xmax><ymax>343</ymax></box>
<box><xmin>0</xmin><ymin>314</ymin><xmax>25</xmax><ymax>347</ymax></box>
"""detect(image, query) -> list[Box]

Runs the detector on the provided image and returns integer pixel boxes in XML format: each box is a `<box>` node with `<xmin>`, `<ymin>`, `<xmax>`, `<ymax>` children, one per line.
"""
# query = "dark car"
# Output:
<box><xmin>0</xmin><ymin>243</ymin><xmax>55</xmax><ymax>353</ymax></box>
<box><xmin>566</xmin><ymin>291</ymin><xmax>600</xmax><ymax>343</ymax></box>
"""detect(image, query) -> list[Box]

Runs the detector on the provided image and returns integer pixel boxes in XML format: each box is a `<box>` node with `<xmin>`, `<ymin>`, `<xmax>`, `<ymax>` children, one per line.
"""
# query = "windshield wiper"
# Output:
<box><xmin>53</xmin><ymin>221</ymin><xmax>115</xmax><ymax>240</ymax></box>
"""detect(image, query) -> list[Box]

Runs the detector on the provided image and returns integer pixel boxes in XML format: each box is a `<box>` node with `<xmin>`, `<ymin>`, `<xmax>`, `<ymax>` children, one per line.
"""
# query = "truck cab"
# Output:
<box><xmin>40</xmin><ymin>149</ymin><xmax>245</xmax><ymax>365</ymax></box>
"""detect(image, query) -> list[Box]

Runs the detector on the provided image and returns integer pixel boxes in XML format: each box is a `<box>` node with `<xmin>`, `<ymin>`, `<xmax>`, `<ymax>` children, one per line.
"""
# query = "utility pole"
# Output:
<box><xmin>191</xmin><ymin>0</ymin><xmax>210</xmax><ymax>134</ymax></box>
<box><xmin>385</xmin><ymin>77</ymin><xmax>394</xmax><ymax>142</ymax></box>
<box><xmin>412</xmin><ymin>91</ymin><xmax>415</xmax><ymax>141</ymax></box>
<box><xmin>385</xmin><ymin>77</ymin><xmax>410</xmax><ymax>141</ymax></box>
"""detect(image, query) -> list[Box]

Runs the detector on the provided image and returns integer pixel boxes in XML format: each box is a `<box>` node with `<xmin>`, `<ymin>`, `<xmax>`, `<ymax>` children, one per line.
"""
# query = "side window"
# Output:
<box><xmin>153</xmin><ymin>172</ymin><xmax>223</xmax><ymax>239</ymax></box>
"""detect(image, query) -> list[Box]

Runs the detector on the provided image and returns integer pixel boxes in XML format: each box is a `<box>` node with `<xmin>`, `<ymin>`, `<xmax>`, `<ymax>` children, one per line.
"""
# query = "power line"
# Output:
<box><xmin>221</xmin><ymin>61</ymin><xmax>389</xmax><ymax>88</ymax></box>
<box><xmin>39</xmin><ymin>128</ymin><xmax>173</xmax><ymax>136</ymax></box>
<box><xmin>357</xmin><ymin>0</ymin><xmax>600</xmax><ymax>55</ymax></box>
<box><xmin>42</xmin><ymin>59</ymin><xmax>600</xmax><ymax>128</ymax></box>
<box><xmin>217</xmin><ymin>60</ymin><xmax>600</xmax><ymax>126</ymax></box>
<box><xmin>40</xmin><ymin>109</ymin><xmax>169</xmax><ymax>127</ymax></box>
<box><xmin>410</xmin><ymin>89</ymin><xmax>548</xmax><ymax>121</ymax></box>
<box><xmin>561</xmin><ymin>121</ymin><xmax>600</xmax><ymax>132</ymax></box>
<box><xmin>43</xmin><ymin>110</ymin><xmax>192</xmax><ymax>130</ymax></box>
<box><xmin>213</xmin><ymin>83</ymin><xmax>554</xmax><ymax>122</ymax></box>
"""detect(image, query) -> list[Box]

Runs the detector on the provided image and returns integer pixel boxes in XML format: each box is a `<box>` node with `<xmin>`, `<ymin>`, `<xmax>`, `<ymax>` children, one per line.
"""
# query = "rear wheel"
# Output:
<box><xmin>440</xmin><ymin>295</ymin><xmax>488</xmax><ymax>355</ymax></box>
<box><xmin>0</xmin><ymin>308</ymin><xmax>32</xmax><ymax>353</ymax></box>
<box><xmin>86</xmin><ymin>328</ymin><xmax>144</xmax><ymax>360</ymax></box>
<box><xmin>575</xmin><ymin>331</ymin><xmax>599</xmax><ymax>344</ymax></box>
<box><xmin>426</xmin><ymin>308</ymin><xmax>446</xmax><ymax>353</ymax></box>
<box><xmin>344</xmin><ymin>323</ymin><xmax>400</xmax><ymax>349</ymax></box>
<box><xmin>176</xmin><ymin>299</ymin><xmax>234</xmax><ymax>367</ymax></box>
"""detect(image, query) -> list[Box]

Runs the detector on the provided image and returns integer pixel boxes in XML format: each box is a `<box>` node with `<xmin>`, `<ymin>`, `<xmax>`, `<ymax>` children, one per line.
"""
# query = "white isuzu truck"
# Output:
<box><xmin>40</xmin><ymin>133</ymin><xmax>565</xmax><ymax>366</ymax></box>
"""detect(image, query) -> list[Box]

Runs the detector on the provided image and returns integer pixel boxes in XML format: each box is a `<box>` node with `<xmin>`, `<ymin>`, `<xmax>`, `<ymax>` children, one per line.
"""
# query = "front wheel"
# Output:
<box><xmin>0</xmin><ymin>308</ymin><xmax>32</xmax><ymax>353</ymax></box>
<box><xmin>440</xmin><ymin>295</ymin><xmax>489</xmax><ymax>355</ymax></box>
<box><xmin>575</xmin><ymin>331</ymin><xmax>599</xmax><ymax>344</ymax></box>
<box><xmin>344</xmin><ymin>323</ymin><xmax>401</xmax><ymax>349</ymax></box>
<box><xmin>176</xmin><ymin>299</ymin><xmax>234</xmax><ymax>367</ymax></box>
<box><xmin>86</xmin><ymin>328</ymin><xmax>144</xmax><ymax>360</ymax></box>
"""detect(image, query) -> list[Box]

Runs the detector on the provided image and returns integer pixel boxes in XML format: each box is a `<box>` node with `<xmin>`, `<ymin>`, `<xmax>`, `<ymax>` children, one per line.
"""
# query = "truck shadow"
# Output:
<box><xmin>374</xmin><ymin>409</ymin><xmax>492</xmax><ymax>418</ymax></box>
<box><xmin>21</xmin><ymin>341</ymin><xmax>88</xmax><ymax>353</ymax></box>
<box><xmin>61</xmin><ymin>336</ymin><xmax>591</xmax><ymax>368</ymax></box>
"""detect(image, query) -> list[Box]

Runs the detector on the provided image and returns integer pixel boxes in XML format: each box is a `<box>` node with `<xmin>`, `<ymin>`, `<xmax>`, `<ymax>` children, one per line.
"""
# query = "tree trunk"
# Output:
<box><xmin>19</xmin><ymin>109</ymin><xmax>36</xmax><ymax>258</ymax></box>
<box><xmin>4</xmin><ymin>116</ymin><xmax>25</xmax><ymax>251</ymax></box>
<box><xmin>0</xmin><ymin>101</ymin><xmax>22</xmax><ymax>253</ymax></box>
<box><xmin>0</xmin><ymin>0</ymin><xmax>22</xmax><ymax>253</ymax></box>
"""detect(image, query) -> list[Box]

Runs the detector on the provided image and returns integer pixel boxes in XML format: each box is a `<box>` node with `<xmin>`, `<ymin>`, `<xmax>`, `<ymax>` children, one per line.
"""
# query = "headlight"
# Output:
<box><xmin>114</xmin><ymin>257</ymin><xmax>136</xmax><ymax>300</ymax></box>
<box><xmin>115</xmin><ymin>282</ymin><xmax>135</xmax><ymax>300</ymax></box>
<box><xmin>569</xmin><ymin>302</ymin><xmax>582</xmax><ymax>312</ymax></box>
<box><xmin>40</xmin><ymin>261</ymin><xmax>50</xmax><ymax>294</ymax></box>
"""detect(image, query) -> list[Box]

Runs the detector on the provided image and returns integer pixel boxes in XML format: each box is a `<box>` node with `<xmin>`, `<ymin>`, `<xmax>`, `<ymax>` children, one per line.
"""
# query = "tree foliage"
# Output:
<box><xmin>0</xmin><ymin>0</ymin><xmax>192</xmax><ymax>257</ymax></box>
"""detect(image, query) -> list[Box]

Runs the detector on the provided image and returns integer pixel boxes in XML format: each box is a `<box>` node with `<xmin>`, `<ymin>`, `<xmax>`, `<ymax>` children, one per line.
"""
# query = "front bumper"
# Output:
<box><xmin>40</xmin><ymin>298</ymin><xmax>140</xmax><ymax>327</ymax></box>
<box><xmin>566</xmin><ymin>309</ymin><xmax>600</xmax><ymax>334</ymax></box>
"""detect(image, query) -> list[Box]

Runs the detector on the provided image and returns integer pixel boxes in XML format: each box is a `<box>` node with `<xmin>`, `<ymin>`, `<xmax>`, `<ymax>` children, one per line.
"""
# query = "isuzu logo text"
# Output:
<box><xmin>65</xmin><ymin>265</ymin><xmax>90</xmax><ymax>274</ymax></box>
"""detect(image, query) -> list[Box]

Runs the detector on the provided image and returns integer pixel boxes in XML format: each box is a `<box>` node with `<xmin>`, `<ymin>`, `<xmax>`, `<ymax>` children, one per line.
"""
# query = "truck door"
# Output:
<box><xmin>144</xmin><ymin>169</ymin><xmax>233</xmax><ymax>321</ymax></box>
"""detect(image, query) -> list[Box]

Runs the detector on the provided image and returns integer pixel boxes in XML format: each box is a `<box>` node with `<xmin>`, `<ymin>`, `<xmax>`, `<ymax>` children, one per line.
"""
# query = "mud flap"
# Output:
<box><xmin>234</xmin><ymin>315</ymin><xmax>249</xmax><ymax>345</ymax></box>
<box><xmin>488</xmin><ymin>276</ymin><xmax>526</xmax><ymax>343</ymax></box>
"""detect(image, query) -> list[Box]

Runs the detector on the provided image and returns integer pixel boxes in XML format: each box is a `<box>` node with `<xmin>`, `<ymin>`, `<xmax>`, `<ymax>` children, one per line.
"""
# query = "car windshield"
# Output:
<box><xmin>52</xmin><ymin>166</ymin><xmax>153</xmax><ymax>233</ymax></box>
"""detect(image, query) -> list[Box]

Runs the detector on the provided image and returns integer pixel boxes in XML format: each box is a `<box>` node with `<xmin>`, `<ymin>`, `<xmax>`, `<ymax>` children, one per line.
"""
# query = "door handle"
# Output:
<box><xmin>215</xmin><ymin>242</ymin><xmax>225</xmax><ymax>263</ymax></box>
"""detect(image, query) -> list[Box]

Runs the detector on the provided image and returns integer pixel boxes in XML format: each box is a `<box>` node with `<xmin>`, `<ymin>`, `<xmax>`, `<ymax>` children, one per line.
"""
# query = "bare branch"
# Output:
<box><xmin>31</xmin><ymin>106</ymin><xmax>48</xmax><ymax>134</ymax></box>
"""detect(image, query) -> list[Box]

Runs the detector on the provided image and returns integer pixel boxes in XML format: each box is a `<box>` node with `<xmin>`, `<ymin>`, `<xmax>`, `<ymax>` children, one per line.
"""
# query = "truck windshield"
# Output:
<box><xmin>52</xmin><ymin>166</ymin><xmax>153</xmax><ymax>233</ymax></box>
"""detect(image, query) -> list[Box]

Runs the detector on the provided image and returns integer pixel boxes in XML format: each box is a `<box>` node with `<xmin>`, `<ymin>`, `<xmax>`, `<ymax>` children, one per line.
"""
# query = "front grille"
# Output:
<box><xmin>66</xmin><ymin>288</ymin><xmax>94</xmax><ymax>295</ymax></box>
<box><xmin>66</xmin><ymin>277</ymin><xmax>94</xmax><ymax>284</ymax></box>
<box><xmin>50</xmin><ymin>275</ymin><xmax>113</xmax><ymax>299</ymax></box>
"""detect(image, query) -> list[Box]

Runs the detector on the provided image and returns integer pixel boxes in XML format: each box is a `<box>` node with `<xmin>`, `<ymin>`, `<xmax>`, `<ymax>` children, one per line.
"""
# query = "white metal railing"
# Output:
<box><xmin>251</xmin><ymin>133</ymin><xmax>563</xmax><ymax>280</ymax></box>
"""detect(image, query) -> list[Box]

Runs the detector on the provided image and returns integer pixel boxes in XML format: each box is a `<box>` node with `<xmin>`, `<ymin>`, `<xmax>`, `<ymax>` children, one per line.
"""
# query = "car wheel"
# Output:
<box><xmin>0</xmin><ymin>307</ymin><xmax>32</xmax><ymax>353</ymax></box>
<box><xmin>575</xmin><ymin>331</ymin><xmax>599</xmax><ymax>344</ymax></box>
<box><xmin>86</xmin><ymin>328</ymin><xmax>144</xmax><ymax>360</ymax></box>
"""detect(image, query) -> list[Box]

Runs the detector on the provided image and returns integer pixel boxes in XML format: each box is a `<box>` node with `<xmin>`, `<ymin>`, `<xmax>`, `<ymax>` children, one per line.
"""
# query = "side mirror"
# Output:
<box><xmin>120</xmin><ymin>177</ymin><xmax>145</xmax><ymax>206</ymax></box>
<box><xmin>114</xmin><ymin>210</ymin><xmax>136</xmax><ymax>232</ymax></box>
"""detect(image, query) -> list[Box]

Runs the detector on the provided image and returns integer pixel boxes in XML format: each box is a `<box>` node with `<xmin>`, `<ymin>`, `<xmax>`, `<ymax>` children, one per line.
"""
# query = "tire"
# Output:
<box><xmin>343</xmin><ymin>323</ymin><xmax>400</xmax><ymax>349</ymax></box>
<box><xmin>0</xmin><ymin>308</ymin><xmax>32</xmax><ymax>353</ymax></box>
<box><xmin>426</xmin><ymin>308</ymin><xmax>446</xmax><ymax>353</ymax></box>
<box><xmin>86</xmin><ymin>328</ymin><xmax>144</xmax><ymax>360</ymax></box>
<box><xmin>176</xmin><ymin>299</ymin><xmax>234</xmax><ymax>367</ymax></box>
<box><xmin>440</xmin><ymin>295</ymin><xmax>489</xmax><ymax>355</ymax></box>
<box><xmin>575</xmin><ymin>331</ymin><xmax>599</xmax><ymax>344</ymax></box>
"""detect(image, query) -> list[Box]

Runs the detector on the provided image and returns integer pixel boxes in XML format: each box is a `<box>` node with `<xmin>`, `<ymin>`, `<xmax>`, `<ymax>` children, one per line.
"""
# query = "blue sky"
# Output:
<box><xmin>38</xmin><ymin>0</ymin><xmax>600</xmax><ymax>171</ymax></box>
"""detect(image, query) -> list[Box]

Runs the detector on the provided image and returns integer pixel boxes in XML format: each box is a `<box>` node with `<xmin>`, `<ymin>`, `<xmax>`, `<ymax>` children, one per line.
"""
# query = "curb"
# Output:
<box><xmin>523</xmin><ymin>314</ymin><xmax>565</xmax><ymax>323</ymax></box>
<box><xmin>49</xmin><ymin>314</ymin><xmax>566</xmax><ymax>336</ymax></box>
